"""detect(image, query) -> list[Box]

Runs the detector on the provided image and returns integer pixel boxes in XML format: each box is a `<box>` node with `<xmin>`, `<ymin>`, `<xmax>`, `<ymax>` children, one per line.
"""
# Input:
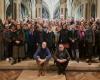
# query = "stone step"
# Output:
<box><xmin>17</xmin><ymin>70</ymin><xmax>66</xmax><ymax>80</ymax></box>
<box><xmin>0</xmin><ymin>60</ymin><xmax>100</xmax><ymax>71</ymax></box>
<box><xmin>16</xmin><ymin>70</ymin><xmax>100</xmax><ymax>80</ymax></box>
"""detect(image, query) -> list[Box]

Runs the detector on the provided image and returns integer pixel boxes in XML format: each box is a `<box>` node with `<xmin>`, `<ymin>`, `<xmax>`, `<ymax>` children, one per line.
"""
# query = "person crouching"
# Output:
<box><xmin>54</xmin><ymin>43</ymin><xmax>70</xmax><ymax>75</ymax></box>
<box><xmin>34</xmin><ymin>42</ymin><xmax>51</xmax><ymax>76</ymax></box>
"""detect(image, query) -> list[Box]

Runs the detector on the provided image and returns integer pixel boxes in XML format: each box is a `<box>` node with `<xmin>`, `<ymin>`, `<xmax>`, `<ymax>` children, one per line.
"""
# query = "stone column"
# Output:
<box><xmin>83</xmin><ymin>3</ymin><xmax>86</xmax><ymax>19</ymax></box>
<box><xmin>0</xmin><ymin>0</ymin><xmax>5</xmax><ymax>20</ymax></box>
<box><xmin>35</xmin><ymin>0</ymin><xmax>42</xmax><ymax>18</ymax></box>
<box><xmin>97</xmin><ymin>0</ymin><xmax>100</xmax><ymax>18</ymax></box>
<box><xmin>14</xmin><ymin>0</ymin><xmax>21</xmax><ymax>21</ymax></box>
<box><xmin>60</xmin><ymin>0</ymin><xmax>67</xmax><ymax>19</ymax></box>
<box><xmin>86</xmin><ymin>2</ymin><xmax>91</xmax><ymax>20</ymax></box>
<box><xmin>31</xmin><ymin>0</ymin><xmax>36</xmax><ymax>19</ymax></box>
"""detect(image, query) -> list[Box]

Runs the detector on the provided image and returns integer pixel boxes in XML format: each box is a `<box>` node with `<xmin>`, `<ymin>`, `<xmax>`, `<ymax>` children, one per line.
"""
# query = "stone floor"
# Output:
<box><xmin>17</xmin><ymin>70</ymin><xmax>100</xmax><ymax>80</ymax></box>
<box><xmin>0</xmin><ymin>70</ymin><xmax>22</xmax><ymax>80</ymax></box>
<box><xmin>0</xmin><ymin>60</ymin><xmax>100</xmax><ymax>80</ymax></box>
<box><xmin>0</xmin><ymin>70</ymin><xmax>100</xmax><ymax>80</ymax></box>
<box><xmin>0</xmin><ymin>60</ymin><xmax>100</xmax><ymax>71</ymax></box>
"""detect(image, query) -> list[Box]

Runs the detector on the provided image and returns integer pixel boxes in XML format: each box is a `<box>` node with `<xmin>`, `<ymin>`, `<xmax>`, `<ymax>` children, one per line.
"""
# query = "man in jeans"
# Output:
<box><xmin>34</xmin><ymin>42</ymin><xmax>51</xmax><ymax>76</ymax></box>
<box><xmin>69</xmin><ymin>26</ymin><xmax>80</xmax><ymax>62</ymax></box>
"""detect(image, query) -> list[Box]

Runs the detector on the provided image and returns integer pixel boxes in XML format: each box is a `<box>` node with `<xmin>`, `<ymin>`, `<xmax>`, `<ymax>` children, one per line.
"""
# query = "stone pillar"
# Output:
<box><xmin>14</xmin><ymin>0</ymin><xmax>21</xmax><ymax>21</ymax></box>
<box><xmin>60</xmin><ymin>0</ymin><xmax>67</xmax><ymax>19</ymax></box>
<box><xmin>86</xmin><ymin>2</ymin><xmax>91</xmax><ymax>20</ymax></box>
<box><xmin>97</xmin><ymin>0</ymin><xmax>100</xmax><ymax>18</ymax></box>
<box><xmin>0</xmin><ymin>0</ymin><xmax>5</xmax><ymax>20</ymax></box>
<box><xmin>31</xmin><ymin>0</ymin><xmax>36</xmax><ymax>19</ymax></box>
<box><xmin>83</xmin><ymin>3</ymin><xmax>86</xmax><ymax>19</ymax></box>
<box><xmin>67</xmin><ymin>0</ymin><xmax>73</xmax><ymax>18</ymax></box>
<box><xmin>35</xmin><ymin>0</ymin><xmax>42</xmax><ymax>18</ymax></box>
<box><xmin>27</xmin><ymin>2</ymin><xmax>31</xmax><ymax>18</ymax></box>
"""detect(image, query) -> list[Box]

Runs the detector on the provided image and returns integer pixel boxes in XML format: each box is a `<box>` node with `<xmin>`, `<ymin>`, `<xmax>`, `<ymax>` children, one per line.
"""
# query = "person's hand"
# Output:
<box><xmin>38</xmin><ymin>58</ymin><xmax>46</xmax><ymax>64</ymax></box>
<box><xmin>72</xmin><ymin>40</ymin><xmax>75</xmax><ymax>43</ymax></box>
<box><xmin>57</xmin><ymin>59</ymin><xmax>60</xmax><ymax>62</ymax></box>
<box><xmin>57</xmin><ymin>59</ymin><xmax>67</xmax><ymax>63</ymax></box>
<box><xmin>61</xmin><ymin>59</ymin><xmax>67</xmax><ymax>63</ymax></box>
<box><xmin>41</xmin><ymin>59</ymin><xmax>46</xmax><ymax>62</ymax></box>
<box><xmin>15</xmin><ymin>41</ymin><xmax>20</xmax><ymax>44</ymax></box>
<box><xmin>38</xmin><ymin>58</ymin><xmax>41</xmax><ymax>62</ymax></box>
<box><xmin>57</xmin><ymin>59</ymin><xmax>63</xmax><ymax>63</ymax></box>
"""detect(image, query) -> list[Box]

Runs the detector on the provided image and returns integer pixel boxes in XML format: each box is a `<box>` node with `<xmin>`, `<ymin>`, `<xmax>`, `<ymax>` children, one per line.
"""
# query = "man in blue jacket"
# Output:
<box><xmin>34</xmin><ymin>41</ymin><xmax>51</xmax><ymax>76</ymax></box>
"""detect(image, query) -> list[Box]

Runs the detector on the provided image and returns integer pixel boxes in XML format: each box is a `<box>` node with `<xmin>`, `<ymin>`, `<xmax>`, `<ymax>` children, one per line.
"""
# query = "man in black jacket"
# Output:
<box><xmin>69</xmin><ymin>25</ymin><xmax>80</xmax><ymax>62</ymax></box>
<box><xmin>95</xmin><ymin>25</ymin><xmax>100</xmax><ymax>61</ymax></box>
<box><xmin>54</xmin><ymin>44</ymin><xmax>70</xmax><ymax>75</ymax></box>
<box><xmin>85</xmin><ymin>23</ymin><xmax>95</xmax><ymax>65</ymax></box>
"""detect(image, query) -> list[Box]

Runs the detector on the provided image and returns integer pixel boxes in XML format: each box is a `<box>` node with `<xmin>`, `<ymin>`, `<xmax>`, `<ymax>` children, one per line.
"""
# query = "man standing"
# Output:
<box><xmin>69</xmin><ymin>25</ymin><xmax>80</xmax><ymax>62</ymax></box>
<box><xmin>95</xmin><ymin>23</ymin><xmax>100</xmax><ymax>61</ymax></box>
<box><xmin>85</xmin><ymin>22</ymin><xmax>95</xmax><ymax>65</ymax></box>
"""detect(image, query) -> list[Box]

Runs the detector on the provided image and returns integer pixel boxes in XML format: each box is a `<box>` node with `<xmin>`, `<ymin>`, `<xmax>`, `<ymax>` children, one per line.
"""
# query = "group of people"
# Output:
<box><xmin>0</xmin><ymin>17</ymin><xmax>100</xmax><ymax>75</ymax></box>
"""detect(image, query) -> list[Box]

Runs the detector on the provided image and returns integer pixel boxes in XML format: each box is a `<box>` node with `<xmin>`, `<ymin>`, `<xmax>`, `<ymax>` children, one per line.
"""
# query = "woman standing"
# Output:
<box><xmin>12</xmin><ymin>23</ymin><xmax>25</xmax><ymax>64</ymax></box>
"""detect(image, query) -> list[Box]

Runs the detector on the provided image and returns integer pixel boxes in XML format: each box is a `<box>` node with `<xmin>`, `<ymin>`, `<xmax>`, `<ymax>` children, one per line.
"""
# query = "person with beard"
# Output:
<box><xmin>23</xmin><ymin>23</ymin><xmax>30</xmax><ymax>58</ymax></box>
<box><xmin>54</xmin><ymin>44</ymin><xmax>70</xmax><ymax>75</ymax></box>
<box><xmin>55</xmin><ymin>26</ymin><xmax>61</xmax><ymax>47</ymax></box>
<box><xmin>34</xmin><ymin>42</ymin><xmax>51</xmax><ymax>76</ymax></box>
<box><xmin>85</xmin><ymin>22</ymin><xmax>95</xmax><ymax>65</ymax></box>
<box><xmin>46</xmin><ymin>26</ymin><xmax>55</xmax><ymax>55</ymax></box>
<box><xmin>27</xmin><ymin>25</ymin><xmax>37</xmax><ymax>59</ymax></box>
<box><xmin>12</xmin><ymin>23</ymin><xmax>25</xmax><ymax>64</ymax></box>
<box><xmin>69</xmin><ymin>25</ymin><xmax>80</xmax><ymax>62</ymax></box>
<box><xmin>95</xmin><ymin>21</ymin><xmax>100</xmax><ymax>61</ymax></box>
<box><xmin>59</xmin><ymin>24</ymin><xmax>70</xmax><ymax>52</ymax></box>
<box><xmin>3</xmin><ymin>21</ymin><xmax>12</xmax><ymax>60</ymax></box>
<box><xmin>0</xmin><ymin>19</ymin><xmax>4</xmax><ymax>60</ymax></box>
<box><xmin>78</xmin><ymin>22</ymin><xmax>85</xmax><ymax>59</ymax></box>
<box><xmin>36</xmin><ymin>23</ymin><xmax>47</xmax><ymax>47</ymax></box>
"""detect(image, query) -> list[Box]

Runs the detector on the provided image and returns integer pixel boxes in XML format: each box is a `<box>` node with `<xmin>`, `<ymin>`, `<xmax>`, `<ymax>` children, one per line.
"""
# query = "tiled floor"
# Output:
<box><xmin>0</xmin><ymin>60</ymin><xmax>100</xmax><ymax>71</ymax></box>
<box><xmin>0</xmin><ymin>60</ymin><xmax>100</xmax><ymax>80</ymax></box>
<box><xmin>0</xmin><ymin>70</ymin><xmax>100</xmax><ymax>80</ymax></box>
<box><xmin>0</xmin><ymin>70</ymin><xmax>22</xmax><ymax>80</ymax></box>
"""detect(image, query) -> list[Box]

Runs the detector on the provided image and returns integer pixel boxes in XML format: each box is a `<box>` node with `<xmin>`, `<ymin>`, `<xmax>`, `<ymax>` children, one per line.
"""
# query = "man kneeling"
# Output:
<box><xmin>54</xmin><ymin>44</ymin><xmax>70</xmax><ymax>75</ymax></box>
<box><xmin>34</xmin><ymin>42</ymin><xmax>51</xmax><ymax>76</ymax></box>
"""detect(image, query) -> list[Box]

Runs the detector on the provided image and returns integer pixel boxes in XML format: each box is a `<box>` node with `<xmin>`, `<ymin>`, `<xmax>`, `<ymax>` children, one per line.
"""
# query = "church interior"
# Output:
<box><xmin>0</xmin><ymin>0</ymin><xmax>100</xmax><ymax>80</ymax></box>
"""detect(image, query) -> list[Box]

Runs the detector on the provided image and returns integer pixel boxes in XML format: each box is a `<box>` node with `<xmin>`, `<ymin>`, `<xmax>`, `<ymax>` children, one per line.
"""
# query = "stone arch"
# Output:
<box><xmin>42</xmin><ymin>0</ymin><xmax>60</xmax><ymax>19</ymax></box>
<box><xmin>53</xmin><ymin>2</ymin><xmax>60</xmax><ymax>19</ymax></box>
<box><xmin>6</xmin><ymin>4</ymin><xmax>12</xmax><ymax>18</ymax></box>
<box><xmin>21</xmin><ymin>3</ymin><xmax>29</xmax><ymax>19</ymax></box>
<box><xmin>73</xmin><ymin>1</ymin><xmax>87</xmax><ymax>19</ymax></box>
<box><xmin>6</xmin><ymin>0</ymin><xmax>13</xmax><ymax>18</ymax></box>
<box><xmin>21</xmin><ymin>0</ymin><xmax>32</xmax><ymax>19</ymax></box>
<box><xmin>42</xmin><ymin>1</ymin><xmax>50</xmax><ymax>19</ymax></box>
<box><xmin>75</xmin><ymin>4</ymin><xmax>84</xmax><ymax>19</ymax></box>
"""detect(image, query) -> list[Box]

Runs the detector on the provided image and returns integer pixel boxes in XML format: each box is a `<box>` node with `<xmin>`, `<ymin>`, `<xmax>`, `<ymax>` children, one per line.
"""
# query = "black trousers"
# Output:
<box><xmin>79</xmin><ymin>41</ymin><xmax>85</xmax><ymax>59</ymax></box>
<box><xmin>4</xmin><ymin>42</ymin><xmax>12</xmax><ymax>58</ymax></box>
<box><xmin>56</xmin><ymin>61</ymin><xmax>69</xmax><ymax>74</ymax></box>
<box><xmin>27</xmin><ymin>44</ymin><xmax>37</xmax><ymax>58</ymax></box>
<box><xmin>86</xmin><ymin>43</ymin><xmax>93</xmax><ymax>61</ymax></box>
<box><xmin>96</xmin><ymin>45</ymin><xmax>100</xmax><ymax>59</ymax></box>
